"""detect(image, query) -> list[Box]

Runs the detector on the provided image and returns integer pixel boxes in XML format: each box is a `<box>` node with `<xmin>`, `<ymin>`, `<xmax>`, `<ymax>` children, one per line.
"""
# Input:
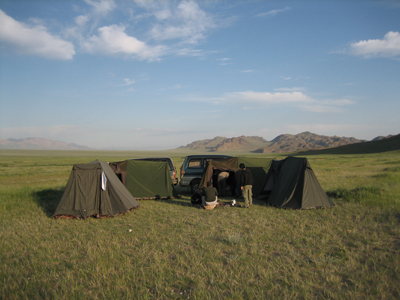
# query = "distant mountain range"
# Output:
<box><xmin>300</xmin><ymin>133</ymin><xmax>399</xmax><ymax>155</ymax></box>
<box><xmin>0</xmin><ymin>138</ymin><xmax>91</xmax><ymax>150</ymax></box>
<box><xmin>1</xmin><ymin>132</ymin><xmax>398</xmax><ymax>153</ymax></box>
<box><xmin>178</xmin><ymin>131</ymin><xmax>396</xmax><ymax>153</ymax></box>
<box><xmin>253</xmin><ymin>132</ymin><xmax>365</xmax><ymax>153</ymax></box>
<box><xmin>179</xmin><ymin>136</ymin><xmax>271</xmax><ymax>152</ymax></box>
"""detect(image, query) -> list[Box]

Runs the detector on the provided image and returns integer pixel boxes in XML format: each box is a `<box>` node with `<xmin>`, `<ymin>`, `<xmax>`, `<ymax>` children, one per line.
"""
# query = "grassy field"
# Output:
<box><xmin>1</xmin><ymin>149</ymin><xmax>399</xmax><ymax>299</ymax></box>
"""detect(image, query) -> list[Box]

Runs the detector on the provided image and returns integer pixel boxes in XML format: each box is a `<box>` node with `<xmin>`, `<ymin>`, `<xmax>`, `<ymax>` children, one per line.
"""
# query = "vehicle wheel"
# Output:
<box><xmin>190</xmin><ymin>179</ymin><xmax>201</xmax><ymax>194</ymax></box>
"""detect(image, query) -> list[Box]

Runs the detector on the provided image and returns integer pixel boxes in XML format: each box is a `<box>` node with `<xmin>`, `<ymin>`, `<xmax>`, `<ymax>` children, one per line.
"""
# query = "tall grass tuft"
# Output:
<box><xmin>328</xmin><ymin>185</ymin><xmax>382</xmax><ymax>203</ymax></box>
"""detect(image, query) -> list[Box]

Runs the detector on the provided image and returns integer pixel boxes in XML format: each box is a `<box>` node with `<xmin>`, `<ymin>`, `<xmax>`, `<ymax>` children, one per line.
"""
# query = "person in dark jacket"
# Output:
<box><xmin>239</xmin><ymin>163</ymin><xmax>253</xmax><ymax>208</ymax></box>
<box><xmin>202</xmin><ymin>181</ymin><xmax>219</xmax><ymax>207</ymax></box>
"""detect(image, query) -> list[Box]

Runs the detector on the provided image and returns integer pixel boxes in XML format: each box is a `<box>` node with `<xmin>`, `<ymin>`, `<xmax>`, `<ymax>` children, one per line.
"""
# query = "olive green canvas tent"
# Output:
<box><xmin>266</xmin><ymin>156</ymin><xmax>334</xmax><ymax>209</ymax></box>
<box><xmin>53</xmin><ymin>160</ymin><xmax>140</xmax><ymax>219</ymax></box>
<box><xmin>110</xmin><ymin>160</ymin><xmax>178</xmax><ymax>199</ymax></box>
<box><xmin>199</xmin><ymin>157</ymin><xmax>273</xmax><ymax>197</ymax></box>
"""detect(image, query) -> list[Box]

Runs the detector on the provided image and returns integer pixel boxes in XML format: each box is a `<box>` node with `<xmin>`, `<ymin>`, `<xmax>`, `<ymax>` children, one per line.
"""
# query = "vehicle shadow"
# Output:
<box><xmin>166</xmin><ymin>188</ymin><xmax>269</xmax><ymax>209</ymax></box>
<box><xmin>160</xmin><ymin>196</ymin><xmax>268</xmax><ymax>210</ymax></box>
<box><xmin>32</xmin><ymin>188</ymin><xmax>64</xmax><ymax>217</ymax></box>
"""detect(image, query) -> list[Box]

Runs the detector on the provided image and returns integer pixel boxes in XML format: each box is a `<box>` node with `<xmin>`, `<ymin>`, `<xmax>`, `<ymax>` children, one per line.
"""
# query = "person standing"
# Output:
<box><xmin>239</xmin><ymin>163</ymin><xmax>253</xmax><ymax>208</ymax></box>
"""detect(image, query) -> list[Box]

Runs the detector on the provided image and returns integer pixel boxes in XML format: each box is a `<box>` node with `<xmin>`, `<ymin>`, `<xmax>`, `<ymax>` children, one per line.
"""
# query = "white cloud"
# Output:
<box><xmin>187</xmin><ymin>91</ymin><xmax>354</xmax><ymax>113</ymax></box>
<box><xmin>300</xmin><ymin>98</ymin><xmax>353</xmax><ymax>113</ymax></box>
<box><xmin>200</xmin><ymin>109</ymin><xmax>222</xmax><ymax>114</ymax></box>
<box><xmin>257</xmin><ymin>6</ymin><xmax>291</xmax><ymax>17</ymax></box>
<box><xmin>75</xmin><ymin>15</ymin><xmax>90</xmax><ymax>27</ymax></box>
<box><xmin>176</xmin><ymin>48</ymin><xmax>204</xmax><ymax>57</ymax></box>
<box><xmin>350</xmin><ymin>31</ymin><xmax>400</xmax><ymax>58</ymax></box>
<box><xmin>169</xmin><ymin>84</ymin><xmax>184</xmax><ymax>90</ymax></box>
<box><xmin>0</xmin><ymin>9</ymin><xmax>75</xmax><ymax>60</ymax></box>
<box><xmin>320</xmin><ymin>99</ymin><xmax>354</xmax><ymax>106</ymax></box>
<box><xmin>225</xmin><ymin>91</ymin><xmax>312</xmax><ymax>104</ymax></box>
<box><xmin>154</xmin><ymin>9</ymin><xmax>172</xmax><ymax>20</ymax></box>
<box><xmin>66</xmin><ymin>1</ymin><xmax>117</xmax><ymax>44</ymax></box>
<box><xmin>72</xmin><ymin>0</ymin><xmax>115</xmax><ymax>30</ymax></box>
<box><xmin>274</xmin><ymin>87</ymin><xmax>305</xmax><ymax>92</ymax></box>
<box><xmin>68</xmin><ymin>1</ymin><xmax>222</xmax><ymax>60</ymax></box>
<box><xmin>84</xmin><ymin>0</ymin><xmax>116</xmax><ymax>16</ymax></box>
<box><xmin>148</xmin><ymin>1</ymin><xmax>215</xmax><ymax>44</ymax></box>
<box><xmin>120</xmin><ymin>78</ymin><xmax>135</xmax><ymax>86</ymax></box>
<box><xmin>217</xmin><ymin>57</ymin><xmax>231</xmax><ymax>65</ymax></box>
<box><xmin>301</xmin><ymin>105</ymin><xmax>346</xmax><ymax>113</ymax></box>
<box><xmin>83</xmin><ymin>24</ymin><xmax>166</xmax><ymax>60</ymax></box>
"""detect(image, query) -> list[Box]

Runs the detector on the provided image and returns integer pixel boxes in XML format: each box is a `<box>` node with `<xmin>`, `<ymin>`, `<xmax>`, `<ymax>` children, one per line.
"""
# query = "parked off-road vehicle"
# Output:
<box><xmin>179</xmin><ymin>155</ymin><xmax>232</xmax><ymax>193</ymax></box>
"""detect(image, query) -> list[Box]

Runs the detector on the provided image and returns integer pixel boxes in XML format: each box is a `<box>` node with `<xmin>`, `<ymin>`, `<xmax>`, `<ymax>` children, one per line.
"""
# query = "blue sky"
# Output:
<box><xmin>1</xmin><ymin>0</ymin><xmax>399</xmax><ymax>150</ymax></box>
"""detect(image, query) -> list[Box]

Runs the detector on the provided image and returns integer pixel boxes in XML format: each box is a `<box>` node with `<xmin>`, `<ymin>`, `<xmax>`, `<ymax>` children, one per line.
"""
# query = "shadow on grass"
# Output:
<box><xmin>32</xmin><ymin>188</ymin><xmax>64</xmax><ymax>217</ymax></box>
<box><xmin>156</xmin><ymin>197</ymin><xmax>194</xmax><ymax>207</ymax></box>
<box><xmin>161</xmin><ymin>193</ymin><xmax>268</xmax><ymax>210</ymax></box>
<box><xmin>30</xmin><ymin>188</ymin><xmax>267</xmax><ymax>216</ymax></box>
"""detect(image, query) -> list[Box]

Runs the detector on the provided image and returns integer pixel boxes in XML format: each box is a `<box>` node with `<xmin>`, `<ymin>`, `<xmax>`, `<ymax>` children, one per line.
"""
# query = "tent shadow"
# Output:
<box><xmin>155</xmin><ymin>197</ymin><xmax>194</xmax><ymax>207</ymax></box>
<box><xmin>32</xmin><ymin>188</ymin><xmax>64</xmax><ymax>217</ymax></box>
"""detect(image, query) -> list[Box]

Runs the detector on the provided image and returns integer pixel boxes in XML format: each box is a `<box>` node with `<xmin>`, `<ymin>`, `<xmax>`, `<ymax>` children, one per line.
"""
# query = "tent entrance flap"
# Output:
<box><xmin>211</xmin><ymin>169</ymin><xmax>237</xmax><ymax>197</ymax></box>
<box><xmin>199</xmin><ymin>157</ymin><xmax>272</xmax><ymax>197</ymax></box>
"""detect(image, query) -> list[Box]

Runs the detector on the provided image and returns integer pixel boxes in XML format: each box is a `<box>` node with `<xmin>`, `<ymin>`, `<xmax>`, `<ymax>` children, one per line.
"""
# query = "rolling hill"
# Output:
<box><xmin>299</xmin><ymin>133</ymin><xmax>400</xmax><ymax>155</ymax></box>
<box><xmin>179</xmin><ymin>136</ymin><xmax>271</xmax><ymax>152</ymax></box>
<box><xmin>253</xmin><ymin>132</ymin><xmax>364</xmax><ymax>153</ymax></box>
<box><xmin>179</xmin><ymin>132</ymin><xmax>368</xmax><ymax>153</ymax></box>
<box><xmin>178</xmin><ymin>136</ymin><xmax>229</xmax><ymax>151</ymax></box>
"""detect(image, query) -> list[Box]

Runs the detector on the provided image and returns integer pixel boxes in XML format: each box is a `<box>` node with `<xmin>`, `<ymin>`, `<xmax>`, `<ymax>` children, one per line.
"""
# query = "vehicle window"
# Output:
<box><xmin>188</xmin><ymin>158</ymin><xmax>202</xmax><ymax>168</ymax></box>
<box><xmin>181</xmin><ymin>158</ymin><xmax>187</xmax><ymax>168</ymax></box>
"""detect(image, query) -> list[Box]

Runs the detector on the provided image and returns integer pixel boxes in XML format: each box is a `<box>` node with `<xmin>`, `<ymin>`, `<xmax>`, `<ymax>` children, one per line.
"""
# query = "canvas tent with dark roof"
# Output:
<box><xmin>53</xmin><ymin>160</ymin><xmax>140</xmax><ymax>219</ymax></box>
<box><xmin>266</xmin><ymin>156</ymin><xmax>335</xmax><ymax>209</ymax></box>
<box><xmin>110</xmin><ymin>159</ymin><xmax>178</xmax><ymax>199</ymax></box>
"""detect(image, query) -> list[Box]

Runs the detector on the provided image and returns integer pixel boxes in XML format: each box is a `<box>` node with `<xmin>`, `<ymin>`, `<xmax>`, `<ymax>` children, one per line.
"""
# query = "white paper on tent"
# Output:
<box><xmin>101</xmin><ymin>171</ymin><xmax>107</xmax><ymax>190</ymax></box>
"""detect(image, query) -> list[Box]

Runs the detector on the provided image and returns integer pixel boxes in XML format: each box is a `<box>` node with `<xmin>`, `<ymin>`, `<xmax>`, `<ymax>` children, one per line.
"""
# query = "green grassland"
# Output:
<box><xmin>1</xmin><ymin>149</ymin><xmax>399</xmax><ymax>299</ymax></box>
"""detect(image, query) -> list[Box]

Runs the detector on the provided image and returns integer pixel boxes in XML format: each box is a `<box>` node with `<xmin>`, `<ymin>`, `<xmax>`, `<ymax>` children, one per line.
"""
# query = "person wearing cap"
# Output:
<box><xmin>239</xmin><ymin>163</ymin><xmax>254</xmax><ymax>208</ymax></box>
